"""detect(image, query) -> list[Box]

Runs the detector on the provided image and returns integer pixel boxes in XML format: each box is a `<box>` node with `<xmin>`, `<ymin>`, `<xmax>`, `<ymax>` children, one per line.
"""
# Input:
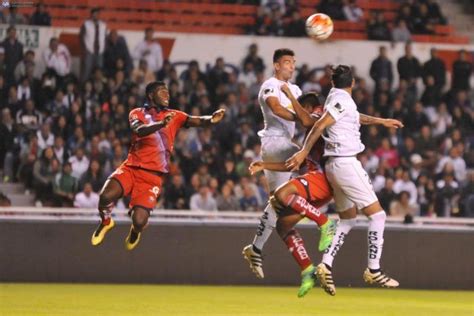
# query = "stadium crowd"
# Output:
<box><xmin>0</xmin><ymin>7</ymin><xmax>472</xmax><ymax>218</ymax></box>
<box><xmin>249</xmin><ymin>0</ymin><xmax>447</xmax><ymax>42</ymax></box>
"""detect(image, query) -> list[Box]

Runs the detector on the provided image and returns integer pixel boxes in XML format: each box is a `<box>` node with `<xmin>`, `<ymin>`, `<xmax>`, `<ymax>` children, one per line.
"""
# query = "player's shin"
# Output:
<box><xmin>367</xmin><ymin>211</ymin><xmax>386</xmax><ymax>271</ymax></box>
<box><xmin>251</xmin><ymin>203</ymin><xmax>277</xmax><ymax>252</ymax></box>
<box><xmin>321</xmin><ymin>218</ymin><xmax>356</xmax><ymax>268</ymax></box>
<box><xmin>282</xmin><ymin>194</ymin><xmax>328</xmax><ymax>226</ymax></box>
<box><xmin>283</xmin><ymin>229</ymin><xmax>312</xmax><ymax>271</ymax></box>
<box><xmin>98</xmin><ymin>202</ymin><xmax>114</xmax><ymax>225</ymax></box>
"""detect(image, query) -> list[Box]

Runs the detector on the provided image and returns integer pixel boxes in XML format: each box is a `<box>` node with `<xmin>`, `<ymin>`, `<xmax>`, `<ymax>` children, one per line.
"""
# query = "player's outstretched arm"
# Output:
<box><xmin>286</xmin><ymin>112</ymin><xmax>335</xmax><ymax>171</ymax></box>
<box><xmin>359</xmin><ymin>114</ymin><xmax>404</xmax><ymax>129</ymax></box>
<box><xmin>132</xmin><ymin>112</ymin><xmax>175</xmax><ymax>137</ymax></box>
<box><xmin>280</xmin><ymin>84</ymin><xmax>316</xmax><ymax>127</ymax></box>
<box><xmin>186</xmin><ymin>109</ymin><xmax>226</xmax><ymax>127</ymax></box>
<box><xmin>249</xmin><ymin>161</ymin><xmax>290</xmax><ymax>175</ymax></box>
<box><xmin>266</xmin><ymin>96</ymin><xmax>296</xmax><ymax>122</ymax></box>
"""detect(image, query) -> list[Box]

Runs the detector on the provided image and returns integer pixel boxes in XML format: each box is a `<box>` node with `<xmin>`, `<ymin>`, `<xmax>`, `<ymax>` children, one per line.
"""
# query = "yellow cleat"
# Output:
<box><xmin>124</xmin><ymin>226</ymin><xmax>141</xmax><ymax>251</ymax></box>
<box><xmin>91</xmin><ymin>218</ymin><xmax>115</xmax><ymax>246</ymax></box>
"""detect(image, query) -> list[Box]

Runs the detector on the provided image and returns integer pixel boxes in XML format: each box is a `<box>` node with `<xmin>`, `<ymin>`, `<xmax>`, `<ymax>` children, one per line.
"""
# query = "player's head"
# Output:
<box><xmin>331</xmin><ymin>65</ymin><xmax>354</xmax><ymax>89</ymax></box>
<box><xmin>297</xmin><ymin>92</ymin><xmax>323</xmax><ymax>113</ymax></box>
<box><xmin>273</xmin><ymin>48</ymin><xmax>296</xmax><ymax>81</ymax></box>
<box><xmin>145</xmin><ymin>81</ymin><xmax>169</xmax><ymax>107</ymax></box>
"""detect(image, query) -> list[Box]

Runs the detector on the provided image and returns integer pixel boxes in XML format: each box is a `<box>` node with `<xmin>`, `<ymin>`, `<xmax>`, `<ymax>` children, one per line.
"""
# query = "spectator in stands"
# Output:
<box><xmin>16</xmin><ymin>99</ymin><xmax>42</xmax><ymax>132</ymax></box>
<box><xmin>367</xmin><ymin>11</ymin><xmax>391</xmax><ymax>41</ymax></box>
<box><xmin>104</xmin><ymin>30</ymin><xmax>133</xmax><ymax>77</ymax></box>
<box><xmin>2</xmin><ymin>26</ymin><xmax>23</xmax><ymax>86</ymax></box>
<box><xmin>342</xmin><ymin>0</ymin><xmax>364</xmax><ymax>22</ymax></box>
<box><xmin>451</xmin><ymin>49</ymin><xmax>473</xmax><ymax>92</ymax></box>
<box><xmin>52</xmin><ymin>162</ymin><xmax>78</xmax><ymax>207</ymax></box>
<box><xmin>80</xmin><ymin>8</ymin><xmax>107</xmax><ymax>83</ymax></box>
<box><xmin>391</xmin><ymin>20</ymin><xmax>412</xmax><ymax>43</ymax></box>
<box><xmin>420</xmin><ymin>76</ymin><xmax>441</xmax><ymax>107</ymax></box>
<box><xmin>396</xmin><ymin>3</ymin><xmax>415</xmax><ymax>32</ymax></box>
<box><xmin>436</xmin><ymin>146</ymin><xmax>467</xmax><ymax>183</ymax></box>
<box><xmin>33</xmin><ymin>147</ymin><xmax>58</xmax><ymax>206</ymax></box>
<box><xmin>190</xmin><ymin>185</ymin><xmax>217</xmax><ymax>211</ymax></box>
<box><xmin>426</xmin><ymin>0</ymin><xmax>446</xmax><ymax>25</ymax></box>
<box><xmin>242</xmin><ymin>44</ymin><xmax>265</xmax><ymax>73</ymax></box>
<box><xmin>0</xmin><ymin>191</ymin><xmax>11</xmax><ymax>206</ymax></box>
<box><xmin>318</xmin><ymin>0</ymin><xmax>345</xmax><ymax>20</ymax></box>
<box><xmin>133</xmin><ymin>27</ymin><xmax>163</xmax><ymax>74</ymax></box>
<box><xmin>43</xmin><ymin>37</ymin><xmax>72</xmax><ymax>83</ymax></box>
<box><xmin>74</xmin><ymin>182</ymin><xmax>99</xmax><ymax>208</ymax></box>
<box><xmin>0</xmin><ymin>108</ymin><xmax>16</xmax><ymax>182</ymax></box>
<box><xmin>52</xmin><ymin>135</ymin><xmax>67</xmax><ymax>165</ymax></box>
<box><xmin>431</xmin><ymin>102</ymin><xmax>452</xmax><ymax>137</ymax></box>
<box><xmin>216</xmin><ymin>183</ymin><xmax>240</xmax><ymax>211</ymax></box>
<box><xmin>208</xmin><ymin>57</ymin><xmax>229</xmax><ymax>91</ymax></box>
<box><xmin>435</xmin><ymin>169</ymin><xmax>460</xmax><ymax>217</ymax></box>
<box><xmin>131</xmin><ymin>59</ymin><xmax>156</xmax><ymax>91</ymax></box>
<box><xmin>36</xmin><ymin>122</ymin><xmax>54</xmax><ymax>152</ymax></box>
<box><xmin>29</xmin><ymin>3</ymin><xmax>51</xmax><ymax>26</ymax></box>
<box><xmin>4</xmin><ymin>6</ymin><xmax>26</xmax><ymax>25</ymax></box>
<box><xmin>164</xmin><ymin>175</ymin><xmax>190</xmax><ymax>210</ymax></box>
<box><xmin>79</xmin><ymin>159</ymin><xmax>104</xmax><ymax>193</ymax></box>
<box><xmin>393</xmin><ymin>169</ymin><xmax>418</xmax><ymax>207</ymax></box>
<box><xmin>413</xmin><ymin>3</ymin><xmax>435</xmax><ymax>34</ymax></box>
<box><xmin>284</xmin><ymin>10</ymin><xmax>306</xmax><ymax>37</ymax></box>
<box><xmin>0</xmin><ymin>48</ymin><xmax>7</xmax><ymax>77</ymax></box>
<box><xmin>390</xmin><ymin>191</ymin><xmax>417</xmax><ymax>217</ymax></box>
<box><xmin>459</xmin><ymin>171</ymin><xmax>474</xmax><ymax>217</ymax></box>
<box><xmin>397</xmin><ymin>43</ymin><xmax>421</xmax><ymax>90</ymax></box>
<box><xmin>375</xmin><ymin>138</ymin><xmax>399</xmax><ymax>169</ymax></box>
<box><xmin>68</xmin><ymin>147</ymin><xmax>90</xmax><ymax>180</ymax></box>
<box><xmin>14</xmin><ymin>50</ymin><xmax>37</xmax><ymax>84</ymax></box>
<box><xmin>239</xmin><ymin>183</ymin><xmax>259</xmax><ymax>212</ymax></box>
<box><xmin>422</xmin><ymin>48</ymin><xmax>446</xmax><ymax>90</ymax></box>
<box><xmin>370</xmin><ymin>46</ymin><xmax>393</xmax><ymax>92</ymax></box>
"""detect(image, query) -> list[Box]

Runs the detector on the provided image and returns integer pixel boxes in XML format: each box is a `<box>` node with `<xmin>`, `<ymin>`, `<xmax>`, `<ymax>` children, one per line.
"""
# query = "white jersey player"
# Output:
<box><xmin>286</xmin><ymin>65</ymin><xmax>403</xmax><ymax>295</ymax></box>
<box><xmin>242</xmin><ymin>48</ymin><xmax>302</xmax><ymax>279</ymax></box>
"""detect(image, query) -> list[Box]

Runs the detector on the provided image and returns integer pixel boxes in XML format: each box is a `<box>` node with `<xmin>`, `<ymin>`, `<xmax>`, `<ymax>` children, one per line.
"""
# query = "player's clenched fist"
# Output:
<box><xmin>249</xmin><ymin>161</ymin><xmax>265</xmax><ymax>175</ymax></box>
<box><xmin>211</xmin><ymin>109</ymin><xmax>226</xmax><ymax>123</ymax></box>
<box><xmin>280</xmin><ymin>84</ymin><xmax>293</xmax><ymax>99</ymax></box>
<box><xmin>162</xmin><ymin>112</ymin><xmax>175</xmax><ymax>126</ymax></box>
<box><xmin>285</xmin><ymin>150</ymin><xmax>308</xmax><ymax>172</ymax></box>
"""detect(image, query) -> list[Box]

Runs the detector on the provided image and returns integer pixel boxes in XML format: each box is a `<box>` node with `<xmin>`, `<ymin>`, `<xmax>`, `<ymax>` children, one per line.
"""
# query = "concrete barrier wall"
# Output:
<box><xmin>0</xmin><ymin>221</ymin><xmax>472</xmax><ymax>290</ymax></box>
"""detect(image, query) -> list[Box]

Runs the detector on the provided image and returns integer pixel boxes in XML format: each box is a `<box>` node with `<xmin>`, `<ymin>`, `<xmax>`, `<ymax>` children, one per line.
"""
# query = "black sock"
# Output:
<box><xmin>369</xmin><ymin>268</ymin><xmax>381</xmax><ymax>273</ymax></box>
<box><xmin>324</xmin><ymin>263</ymin><xmax>332</xmax><ymax>271</ymax></box>
<box><xmin>252</xmin><ymin>244</ymin><xmax>262</xmax><ymax>254</ymax></box>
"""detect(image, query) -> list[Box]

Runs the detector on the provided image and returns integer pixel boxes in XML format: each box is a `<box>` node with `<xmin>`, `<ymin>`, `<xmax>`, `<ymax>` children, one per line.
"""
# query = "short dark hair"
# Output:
<box><xmin>297</xmin><ymin>92</ymin><xmax>322</xmax><ymax>107</ymax></box>
<box><xmin>273</xmin><ymin>48</ymin><xmax>295</xmax><ymax>63</ymax></box>
<box><xmin>331</xmin><ymin>65</ymin><xmax>353</xmax><ymax>88</ymax></box>
<box><xmin>145</xmin><ymin>81</ymin><xmax>166</xmax><ymax>100</ymax></box>
<box><xmin>91</xmin><ymin>7</ymin><xmax>100</xmax><ymax>15</ymax></box>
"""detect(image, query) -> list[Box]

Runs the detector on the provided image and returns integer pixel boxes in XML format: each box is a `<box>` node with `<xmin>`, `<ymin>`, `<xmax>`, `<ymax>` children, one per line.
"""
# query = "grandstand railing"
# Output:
<box><xmin>1</xmin><ymin>207</ymin><xmax>473</xmax><ymax>232</ymax></box>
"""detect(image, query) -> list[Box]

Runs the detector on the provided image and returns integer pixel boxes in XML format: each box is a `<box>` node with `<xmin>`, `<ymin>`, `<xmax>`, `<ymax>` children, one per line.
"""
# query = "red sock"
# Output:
<box><xmin>284</xmin><ymin>230</ymin><xmax>312</xmax><ymax>271</ymax></box>
<box><xmin>283</xmin><ymin>194</ymin><xmax>328</xmax><ymax>226</ymax></box>
<box><xmin>99</xmin><ymin>202</ymin><xmax>114</xmax><ymax>225</ymax></box>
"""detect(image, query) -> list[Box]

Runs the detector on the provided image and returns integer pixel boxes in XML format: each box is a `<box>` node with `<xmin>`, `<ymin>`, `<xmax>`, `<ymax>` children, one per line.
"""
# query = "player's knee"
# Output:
<box><xmin>270</xmin><ymin>193</ymin><xmax>285</xmax><ymax>212</ymax></box>
<box><xmin>132</xmin><ymin>208</ymin><xmax>150</xmax><ymax>231</ymax></box>
<box><xmin>276</xmin><ymin>220</ymin><xmax>290</xmax><ymax>239</ymax></box>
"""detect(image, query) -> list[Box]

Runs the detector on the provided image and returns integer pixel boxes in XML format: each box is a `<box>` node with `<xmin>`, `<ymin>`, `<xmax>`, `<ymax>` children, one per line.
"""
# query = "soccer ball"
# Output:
<box><xmin>305</xmin><ymin>13</ymin><xmax>334</xmax><ymax>40</ymax></box>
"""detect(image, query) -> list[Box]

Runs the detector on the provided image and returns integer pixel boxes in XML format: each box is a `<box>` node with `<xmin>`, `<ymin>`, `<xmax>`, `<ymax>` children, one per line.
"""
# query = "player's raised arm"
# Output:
<box><xmin>185</xmin><ymin>109</ymin><xmax>226</xmax><ymax>127</ymax></box>
<box><xmin>285</xmin><ymin>112</ymin><xmax>336</xmax><ymax>171</ymax></box>
<box><xmin>281</xmin><ymin>84</ymin><xmax>319</xmax><ymax>127</ymax></box>
<box><xmin>359</xmin><ymin>114</ymin><xmax>404</xmax><ymax>129</ymax></box>
<box><xmin>249</xmin><ymin>160</ymin><xmax>290</xmax><ymax>175</ymax></box>
<box><xmin>131</xmin><ymin>112</ymin><xmax>174</xmax><ymax>137</ymax></box>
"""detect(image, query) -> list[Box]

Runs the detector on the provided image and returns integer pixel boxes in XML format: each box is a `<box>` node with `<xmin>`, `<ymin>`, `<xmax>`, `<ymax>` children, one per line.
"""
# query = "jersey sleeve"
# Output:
<box><xmin>325</xmin><ymin>100</ymin><xmax>348</xmax><ymax>122</ymax></box>
<box><xmin>260</xmin><ymin>82</ymin><xmax>279</xmax><ymax>102</ymax></box>
<box><xmin>170</xmin><ymin>110</ymin><xmax>189</xmax><ymax>129</ymax></box>
<box><xmin>129</xmin><ymin>109</ymin><xmax>146</xmax><ymax>130</ymax></box>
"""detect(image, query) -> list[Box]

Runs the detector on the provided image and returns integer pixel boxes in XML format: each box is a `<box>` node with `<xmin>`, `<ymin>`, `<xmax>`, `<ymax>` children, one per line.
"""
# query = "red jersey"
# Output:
<box><xmin>125</xmin><ymin>107</ymin><xmax>188</xmax><ymax>173</ymax></box>
<box><xmin>305</xmin><ymin>106</ymin><xmax>324</xmax><ymax>172</ymax></box>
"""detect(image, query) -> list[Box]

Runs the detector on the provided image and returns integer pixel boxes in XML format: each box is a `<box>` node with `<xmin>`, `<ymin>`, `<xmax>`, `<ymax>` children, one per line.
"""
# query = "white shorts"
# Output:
<box><xmin>325</xmin><ymin>156</ymin><xmax>378</xmax><ymax>212</ymax></box>
<box><xmin>260</xmin><ymin>136</ymin><xmax>300</xmax><ymax>192</ymax></box>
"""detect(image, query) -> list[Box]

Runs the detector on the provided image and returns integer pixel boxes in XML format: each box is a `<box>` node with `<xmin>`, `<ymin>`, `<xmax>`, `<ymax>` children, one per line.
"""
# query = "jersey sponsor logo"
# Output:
<box><xmin>368</xmin><ymin>231</ymin><xmax>378</xmax><ymax>259</ymax></box>
<box><xmin>290</xmin><ymin>235</ymin><xmax>309</xmax><ymax>260</ymax></box>
<box><xmin>327</xmin><ymin>232</ymin><xmax>346</xmax><ymax>256</ymax></box>
<box><xmin>334</xmin><ymin>103</ymin><xmax>345</xmax><ymax>113</ymax></box>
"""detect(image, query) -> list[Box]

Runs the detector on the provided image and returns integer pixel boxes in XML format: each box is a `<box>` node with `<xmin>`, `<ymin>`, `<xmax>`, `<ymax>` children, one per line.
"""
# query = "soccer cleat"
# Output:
<box><xmin>91</xmin><ymin>218</ymin><xmax>115</xmax><ymax>246</ymax></box>
<box><xmin>318</xmin><ymin>219</ymin><xmax>337</xmax><ymax>252</ymax></box>
<box><xmin>297</xmin><ymin>265</ymin><xmax>316</xmax><ymax>298</ymax></box>
<box><xmin>316</xmin><ymin>263</ymin><xmax>336</xmax><ymax>296</ymax></box>
<box><xmin>363</xmin><ymin>268</ymin><xmax>399</xmax><ymax>288</ymax></box>
<box><xmin>242</xmin><ymin>244</ymin><xmax>264</xmax><ymax>279</ymax></box>
<box><xmin>125</xmin><ymin>226</ymin><xmax>141</xmax><ymax>251</ymax></box>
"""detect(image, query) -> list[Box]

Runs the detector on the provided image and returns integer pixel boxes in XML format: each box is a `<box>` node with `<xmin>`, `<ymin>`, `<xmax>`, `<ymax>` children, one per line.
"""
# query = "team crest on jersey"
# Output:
<box><xmin>334</xmin><ymin>103</ymin><xmax>345</xmax><ymax>113</ymax></box>
<box><xmin>264</xmin><ymin>88</ymin><xmax>274</xmax><ymax>95</ymax></box>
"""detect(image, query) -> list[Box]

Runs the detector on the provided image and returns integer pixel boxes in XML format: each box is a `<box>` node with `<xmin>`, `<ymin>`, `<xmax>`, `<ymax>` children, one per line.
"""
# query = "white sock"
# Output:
<box><xmin>367</xmin><ymin>211</ymin><xmax>386</xmax><ymax>270</ymax></box>
<box><xmin>252</xmin><ymin>203</ymin><xmax>277</xmax><ymax>251</ymax></box>
<box><xmin>322</xmin><ymin>218</ymin><xmax>357</xmax><ymax>267</ymax></box>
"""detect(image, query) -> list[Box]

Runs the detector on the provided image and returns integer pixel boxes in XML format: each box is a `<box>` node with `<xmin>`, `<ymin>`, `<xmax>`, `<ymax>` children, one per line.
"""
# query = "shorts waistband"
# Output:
<box><xmin>326</xmin><ymin>156</ymin><xmax>357</xmax><ymax>161</ymax></box>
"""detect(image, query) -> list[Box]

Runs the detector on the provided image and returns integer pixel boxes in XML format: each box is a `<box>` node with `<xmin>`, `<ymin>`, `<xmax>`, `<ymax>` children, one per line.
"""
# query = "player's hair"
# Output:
<box><xmin>273</xmin><ymin>48</ymin><xmax>295</xmax><ymax>63</ymax></box>
<box><xmin>145</xmin><ymin>81</ymin><xmax>166</xmax><ymax>100</ymax></box>
<box><xmin>331</xmin><ymin>65</ymin><xmax>353</xmax><ymax>88</ymax></box>
<box><xmin>297</xmin><ymin>92</ymin><xmax>322</xmax><ymax>107</ymax></box>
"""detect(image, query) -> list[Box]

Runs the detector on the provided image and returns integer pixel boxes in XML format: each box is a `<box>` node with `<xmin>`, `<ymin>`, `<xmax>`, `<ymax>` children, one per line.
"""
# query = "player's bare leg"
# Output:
<box><xmin>317</xmin><ymin>206</ymin><xmax>357</xmax><ymax>296</ymax></box>
<box><xmin>273</xmin><ymin>182</ymin><xmax>337</xmax><ymax>251</ymax></box>
<box><xmin>361</xmin><ymin>201</ymin><xmax>399</xmax><ymax>288</ymax></box>
<box><xmin>125</xmin><ymin>206</ymin><xmax>150</xmax><ymax>250</ymax></box>
<box><xmin>277</xmin><ymin>213</ymin><xmax>317</xmax><ymax>297</ymax></box>
<box><xmin>91</xmin><ymin>178</ymin><xmax>123</xmax><ymax>246</ymax></box>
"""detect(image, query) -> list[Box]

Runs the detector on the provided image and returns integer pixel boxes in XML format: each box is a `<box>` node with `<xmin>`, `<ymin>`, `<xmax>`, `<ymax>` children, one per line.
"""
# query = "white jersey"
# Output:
<box><xmin>257</xmin><ymin>77</ymin><xmax>302</xmax><ymax>139</ymax></box>
<box><xmin>323</xmin><ymin>88</ymin><xmax>365</xmax><ymax>156</ymax></box>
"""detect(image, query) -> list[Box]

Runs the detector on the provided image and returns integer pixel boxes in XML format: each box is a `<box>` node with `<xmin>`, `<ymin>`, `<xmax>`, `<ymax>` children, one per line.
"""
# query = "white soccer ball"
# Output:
<box><xmin>305</xmin><ymin>13</ymin><xmax>334</xmax><ymax>41</ymax></box>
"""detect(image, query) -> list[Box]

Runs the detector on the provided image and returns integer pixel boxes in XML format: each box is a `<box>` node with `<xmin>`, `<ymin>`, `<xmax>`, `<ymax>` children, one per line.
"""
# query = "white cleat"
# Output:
<box><xmin>363</xmin><ymin>268</ymin><xmax>399</xmax><ymax>288</ymax></box>
<box><xmin>242</xmin><ymin>244</ymin><xmax>264</xmax><ymax>279</ymax></box>
<box><xmin>316</xmin><ymin>263</ymin><xmax>336</xmax><ymax>296</ymax></box>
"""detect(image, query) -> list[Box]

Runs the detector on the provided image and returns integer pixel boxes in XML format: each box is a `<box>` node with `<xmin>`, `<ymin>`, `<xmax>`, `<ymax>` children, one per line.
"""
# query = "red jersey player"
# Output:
<box><xmin>91</xmin><ymin>81</ymin><xmax>225</xmax><ymax>250</ymax></box>
<box><xmin>249</xmin><ymin>88</ymin><xmax>336</xmax><ymax>297</ymax></box>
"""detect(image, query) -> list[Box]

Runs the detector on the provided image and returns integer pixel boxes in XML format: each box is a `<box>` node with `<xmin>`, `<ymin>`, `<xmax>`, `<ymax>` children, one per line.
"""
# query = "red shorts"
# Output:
<box><xmin>289</xmin><ymin>171</ymin><xmax>333</xmax><ymax>208</ymax></box>
<box><xmin>110</xmin><ymin>163</ymin><xmax>163</xmax><ymax>211</ymax></box>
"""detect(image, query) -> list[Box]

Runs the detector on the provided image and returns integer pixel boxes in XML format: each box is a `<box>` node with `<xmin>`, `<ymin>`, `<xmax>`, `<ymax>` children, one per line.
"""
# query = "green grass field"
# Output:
<box><xmin>1</xmin><ymin>284</ymin><xmax>473</xmax><ymax>316</ymax></box>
